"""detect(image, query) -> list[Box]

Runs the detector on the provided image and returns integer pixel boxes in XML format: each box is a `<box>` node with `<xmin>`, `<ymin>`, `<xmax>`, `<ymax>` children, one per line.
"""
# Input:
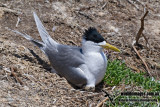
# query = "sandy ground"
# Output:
<box><xmin>0</xmin><ymin>0</ymin><xmax>160</xmax><ymax>106</ymax></box>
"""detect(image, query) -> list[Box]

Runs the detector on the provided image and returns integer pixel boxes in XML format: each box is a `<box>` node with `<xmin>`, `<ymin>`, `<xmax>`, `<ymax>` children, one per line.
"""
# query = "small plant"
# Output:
<box><xmin>103</xmin><ymin>60</ymin><xmax>160</xmax><ymax>91</ymax></box>
<box><xmin>103</xmin><ymin>60</ymin><xmax>160</xmax><ymax>106</ymax></box>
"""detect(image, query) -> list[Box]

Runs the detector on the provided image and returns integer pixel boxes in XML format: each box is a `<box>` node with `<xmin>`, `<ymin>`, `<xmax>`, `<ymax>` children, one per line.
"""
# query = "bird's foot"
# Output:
<box><xmin>84</xmin><ymin>86</ymin><xmax>95</xmax><ymax>92</ymax></box>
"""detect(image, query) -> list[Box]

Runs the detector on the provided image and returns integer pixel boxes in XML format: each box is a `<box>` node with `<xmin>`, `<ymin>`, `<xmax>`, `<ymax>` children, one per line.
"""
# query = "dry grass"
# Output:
<box><xmin>0</xmin><ymin>0</ymin><xmax>160</xmax><ymax>106</ymax></box>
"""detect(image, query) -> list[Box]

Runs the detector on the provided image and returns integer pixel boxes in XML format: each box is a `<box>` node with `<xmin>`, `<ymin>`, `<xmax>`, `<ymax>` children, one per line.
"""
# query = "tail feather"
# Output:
<box><xmin>11</xmin><ymin>30</ymin><xmax>45</xmax><ymax>50</ymax></box>
<box><xmin>9</xmin><ymin>12</ymin><xmax>58</xmax><ymax>53</ymax></box>
<box><xmin>33</xmin><ymin>12</ymin><xmax>57</xmax><ymax>45</ymax></box>
<box><xmin>11</xmin><ymin>30</ymin><xmax>32</xmax><ymax>40</ymax></box>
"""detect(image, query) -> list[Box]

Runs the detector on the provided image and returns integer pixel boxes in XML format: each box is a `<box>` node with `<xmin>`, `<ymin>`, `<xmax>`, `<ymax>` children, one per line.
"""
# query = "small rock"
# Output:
<box><xmin>118</xmin><ymin>56</ymin><xmax>122</xmax><ymax>60</ymax></box>
<box><xmin>98</xmin><ymin>12</ymin><xmax>105</xmax><ymax>17</ymax></box>
<box><xmin>23</xmin><ymin>86</ymin><xmax>29</xmax><ymax>91</ymax></box>
<box><xmin>18</xmin><ymin>46</ymin><xmax>25</xmax><ymax>51</ymax></box>
<box><xmin>0</xmin><ymin>9</ymin><xmax>4</xmax><ymax>18</ymax></box>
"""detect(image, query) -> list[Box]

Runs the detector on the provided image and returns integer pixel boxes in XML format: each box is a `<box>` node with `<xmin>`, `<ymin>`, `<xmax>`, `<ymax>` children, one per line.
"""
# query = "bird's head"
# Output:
<box><xmin>83</xmin><ymin>27</ymin><xmax>120</xmax><ymax>52</ymax></box>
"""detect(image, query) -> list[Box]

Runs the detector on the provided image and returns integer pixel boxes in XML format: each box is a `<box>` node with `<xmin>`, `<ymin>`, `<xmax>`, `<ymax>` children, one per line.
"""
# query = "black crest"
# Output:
<box><xmin>83</xmin><ymin>27</ymin><xmax>104</xmax><ymax>43</ymax></box>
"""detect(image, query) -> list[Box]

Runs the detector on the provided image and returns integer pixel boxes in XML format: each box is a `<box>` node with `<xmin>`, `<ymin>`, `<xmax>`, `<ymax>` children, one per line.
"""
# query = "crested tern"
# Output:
<box><xmin>11</xmin><ymin>12</ymin><xmax>120</xmax><ymax>90</ymax></box>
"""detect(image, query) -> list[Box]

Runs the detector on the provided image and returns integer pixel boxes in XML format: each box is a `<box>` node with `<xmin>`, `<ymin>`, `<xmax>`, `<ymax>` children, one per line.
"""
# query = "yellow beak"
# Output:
<box><xmin>101</xmin><ymin>43</ymin><xmax>120</xmax><ymax>52</ymax></box>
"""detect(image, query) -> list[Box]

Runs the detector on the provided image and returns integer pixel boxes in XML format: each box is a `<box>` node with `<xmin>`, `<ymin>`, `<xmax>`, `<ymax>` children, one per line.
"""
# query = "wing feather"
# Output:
<box><xmin>45</xmin><ymin>44</ymin><xmax>87</xmax><ymax>85</ymax></box>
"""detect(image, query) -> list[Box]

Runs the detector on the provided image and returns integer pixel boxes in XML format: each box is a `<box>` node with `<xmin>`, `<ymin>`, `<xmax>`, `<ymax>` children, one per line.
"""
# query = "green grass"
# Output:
<box><xmin>103</xmin><ymin>60</ymin><xmax>160</xmax><ymax>91</ymax></box>
<box><xmin>103</xmin><ymin>60</ymin><xmax>160</xmax><ymax>106</ymax></box>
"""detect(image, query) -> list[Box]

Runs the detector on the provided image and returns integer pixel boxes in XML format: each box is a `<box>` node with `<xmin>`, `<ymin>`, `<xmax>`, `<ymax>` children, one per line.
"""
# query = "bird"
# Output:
<box><xmin>11</xmin><ymin>12</ymin><xmax>120</xmax><ymax>91</ymax></box>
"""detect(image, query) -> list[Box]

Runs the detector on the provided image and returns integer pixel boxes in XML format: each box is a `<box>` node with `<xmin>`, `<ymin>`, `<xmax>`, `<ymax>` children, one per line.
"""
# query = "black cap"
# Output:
<box><xmin>83</xmin><ymin>27</ymin><xmax>105</xmax><ymax>43</ymax></box>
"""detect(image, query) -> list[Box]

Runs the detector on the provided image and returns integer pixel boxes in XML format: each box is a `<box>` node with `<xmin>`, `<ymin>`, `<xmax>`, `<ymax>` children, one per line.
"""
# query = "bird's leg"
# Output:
<box><xmin>83</xmin><ymin>82</ymin><xmax>95</xmax><ymax>92</ymax></box>
<box><xmin>83</xmin><ymin>76</ymin><xmax>96</xmax><ymax>91</ymax></box>
<box><xmin>84</xmin><ymin>86</ymin><xmax>95</xmax><ymax>92</ymax></box>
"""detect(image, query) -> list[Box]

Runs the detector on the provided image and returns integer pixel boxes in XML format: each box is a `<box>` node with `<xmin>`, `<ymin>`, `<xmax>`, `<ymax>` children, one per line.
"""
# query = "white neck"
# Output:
<box><xmin>81</xmin><ymin>39</ymin><xmax>104</xmax><ymax>54</ymax></box>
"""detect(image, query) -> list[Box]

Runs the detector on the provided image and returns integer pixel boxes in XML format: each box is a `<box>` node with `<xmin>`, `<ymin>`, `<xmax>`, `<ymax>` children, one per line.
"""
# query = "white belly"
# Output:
<box><xmin>84</xmin><ymin>51</ymin><xmax>107</xmax><ymax>85</ymax></box>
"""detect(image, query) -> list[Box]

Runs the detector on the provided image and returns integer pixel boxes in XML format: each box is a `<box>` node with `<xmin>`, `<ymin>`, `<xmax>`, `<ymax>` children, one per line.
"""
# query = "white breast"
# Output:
<box><xmin>81</xmin><ymin>40</ymin><xmax>108</xmax><ymax>86</ymax></box>
<box><xmin>84</xmin><ymin>51</ymin><xmax>107</xmax><ymax>85</ymax></box>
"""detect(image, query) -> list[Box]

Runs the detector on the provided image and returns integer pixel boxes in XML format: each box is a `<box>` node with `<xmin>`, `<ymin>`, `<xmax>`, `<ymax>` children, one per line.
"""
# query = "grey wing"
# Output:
<box><xmin>56</xmin><ymin>45</ymin><xmax>84</xmax><ymax>67</ymax></box>
<box><xmin>45</xmin><ymin>44</ymin><xmax>87</xmax><ymax>85</ymax></box>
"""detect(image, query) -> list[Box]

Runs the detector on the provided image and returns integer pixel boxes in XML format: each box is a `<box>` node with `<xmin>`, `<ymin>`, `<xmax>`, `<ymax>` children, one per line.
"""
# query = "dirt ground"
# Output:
<box><xmin>0</xmin><ymin>0</ymin><xmax>160</xmax><ymax>106</ymax></box>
